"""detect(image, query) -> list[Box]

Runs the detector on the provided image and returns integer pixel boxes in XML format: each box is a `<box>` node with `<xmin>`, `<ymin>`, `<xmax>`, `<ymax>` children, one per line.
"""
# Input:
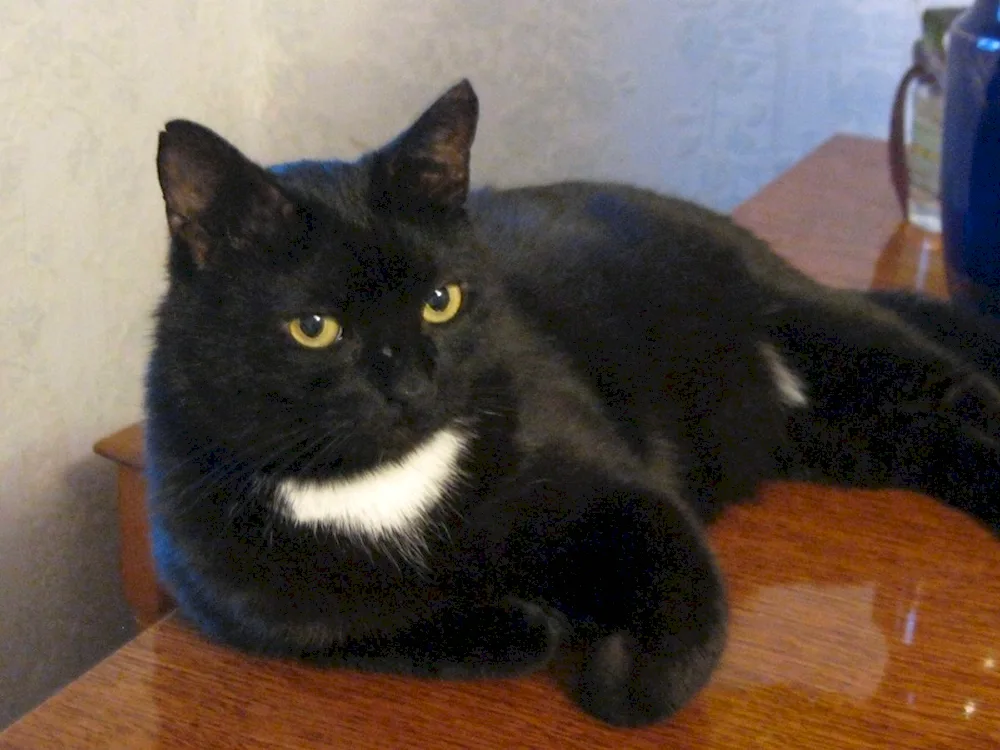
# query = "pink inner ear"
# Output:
<box><xmin>159</xmin><ymin>147</ymin><xmax>221</xmax><ymax>221</ymax></box>
<box><xmin>166</xmin><ymin>211</ymin><xmax>213</xmax><ymax>267</ymax></box>
<box><xmin>166</xmin><ymin>213</ymin><xmax>186</xmax><ymax>234</ymax></box>
<box><xmin>157</xmin><ymin>120</ymin><xmax>299</xmax><ymax>268</ymax></box>
<box><xmin>416</xmin><ymin>162</ymin><xmax>468</xmax><ymax>208</ymax></box>
<box><xmin>378</xmin><ymin>80</ymin><xmax>479</xmax><ymax>213</ymax></box>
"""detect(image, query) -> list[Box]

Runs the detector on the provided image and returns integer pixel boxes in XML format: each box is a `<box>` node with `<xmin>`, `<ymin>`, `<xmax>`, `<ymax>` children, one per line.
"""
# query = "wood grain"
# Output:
<box><xmin>12</xmin><ymin>136</ymin><xmax>993</xmax><ymax>747</ymax></box>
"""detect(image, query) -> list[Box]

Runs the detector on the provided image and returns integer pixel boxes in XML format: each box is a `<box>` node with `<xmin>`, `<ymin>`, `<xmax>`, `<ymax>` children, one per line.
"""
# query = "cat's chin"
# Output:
<box><xmin>368</xmin><ymin>420</ymin><xmax>449</xmax><ymax>462</ymax></box>
<box><xmin>274</xmin><ymin>427</ymin><xmax>469</xmax><ymax>543</ymax></box>
<box><xmin>274</xmin><ymin>417</ymin><xmax>462</xmax><ymax>484</ymax></box>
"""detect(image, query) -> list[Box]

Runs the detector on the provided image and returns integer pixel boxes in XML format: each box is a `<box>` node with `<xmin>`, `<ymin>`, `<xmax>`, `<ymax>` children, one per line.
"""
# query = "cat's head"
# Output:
<box><xmin>149</xmin><ymin>81</ymin><xmax>510</xmax><ymax>478</ymax></box>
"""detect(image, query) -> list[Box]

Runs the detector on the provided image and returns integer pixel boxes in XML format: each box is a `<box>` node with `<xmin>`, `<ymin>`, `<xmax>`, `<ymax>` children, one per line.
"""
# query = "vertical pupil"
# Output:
<box><xmin>300</xmin><ymin>315</ymin><xmax>324</xmax><ymax>337</ymax></box>
<box><xmin>428</xmin><ymin>288</ymin><xmax>450</xmax><ymax>312</ymax></box>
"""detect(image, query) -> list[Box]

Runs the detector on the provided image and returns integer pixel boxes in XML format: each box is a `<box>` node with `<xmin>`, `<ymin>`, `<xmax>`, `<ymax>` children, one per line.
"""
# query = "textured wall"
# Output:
<box><xmin>0</xmin><ymin>1</ymin><xmax>269</xmax><ymax>727</ymax></box>
<box><xmin>1</xmin><ymin>0</ymin><xmax>924</xmax><ymax>727</ymax></box>
<box><xmin>255</xmin><ymin>0</ymin><xmax>924</xmax><ymax>210</ymax></box>
<box><xmin>615</xmin><ymin>0</ymin><xmax>924</xmax><ymax>208</ymax></box>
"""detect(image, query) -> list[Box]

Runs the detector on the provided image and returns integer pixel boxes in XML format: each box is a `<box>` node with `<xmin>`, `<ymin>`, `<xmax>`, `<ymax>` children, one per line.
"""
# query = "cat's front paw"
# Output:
<box><xmin>568</xmin><ymin>620</ymin><xmax>726</xmax><ymax>728</ymax></box>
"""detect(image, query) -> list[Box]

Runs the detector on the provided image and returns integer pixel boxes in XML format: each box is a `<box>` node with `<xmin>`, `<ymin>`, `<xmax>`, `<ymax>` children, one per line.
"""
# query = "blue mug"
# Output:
<box><xmin>941</xmin><ymin>0</ymin><xmax>1000</xmax><ymax>315</ymax></box>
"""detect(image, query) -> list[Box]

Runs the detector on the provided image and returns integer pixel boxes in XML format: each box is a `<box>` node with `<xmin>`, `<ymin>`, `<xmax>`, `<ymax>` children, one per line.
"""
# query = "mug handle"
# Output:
<box><xmin>889</xmin><ymin>57</ymin><xmax>934</xmax><ymax>216</ymax></box>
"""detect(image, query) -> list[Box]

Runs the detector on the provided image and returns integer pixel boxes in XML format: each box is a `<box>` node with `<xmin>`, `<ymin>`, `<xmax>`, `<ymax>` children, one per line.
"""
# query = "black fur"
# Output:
<box><xmin>146</xmin><ymin>81</ymin><xmax>1000</xmax><ymax>728</ymax></box>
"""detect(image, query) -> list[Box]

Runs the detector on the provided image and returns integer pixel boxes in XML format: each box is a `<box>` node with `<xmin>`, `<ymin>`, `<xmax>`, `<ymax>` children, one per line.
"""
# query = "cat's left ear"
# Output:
<box><xmin>372</xmin><ymin>80</ymin><xmax>479</xmax><ymax>218</ymax></box>
<box><xmin>157</xmin><ymin>120</ymin><xmax>293</xmax><ymax>267</ymax></box>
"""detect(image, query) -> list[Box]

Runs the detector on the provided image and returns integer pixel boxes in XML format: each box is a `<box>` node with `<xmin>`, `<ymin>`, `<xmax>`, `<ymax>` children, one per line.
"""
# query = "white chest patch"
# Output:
<box><xmin>758</xmin><ymin>342</ymin><xmax>809</xmax><ymax>408</ymax></box>
<box><xmin>277</xmin><ymin>428</ymin><xmax>467</xmax><ymax>542</ymax></box>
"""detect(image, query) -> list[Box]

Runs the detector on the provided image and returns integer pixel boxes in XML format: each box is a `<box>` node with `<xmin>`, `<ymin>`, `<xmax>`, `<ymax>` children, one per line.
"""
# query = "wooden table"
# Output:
<box><xmin>5</xmin><ymin>136</ymin><xmax>998</xmax><ymax>749</ymax></box>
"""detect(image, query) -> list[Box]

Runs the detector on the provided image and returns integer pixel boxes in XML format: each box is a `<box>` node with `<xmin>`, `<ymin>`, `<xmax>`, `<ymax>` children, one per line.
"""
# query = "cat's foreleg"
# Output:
<box><xmin>157</xmin><ymin>539</ymin><xmax>557</xmax><ymax>679</ymax></box>
<box><xmin>325</xmin><ymin>598</ymin><xmax>561</xmax><ymax>678</ymax></box>
<box><xmin>186</xmin><ymin>592</ymin><xmax>561</xmax><ymax>679</ymax></box>
<box><xmin>515</xmin><ymin>466</ymin><xmax>727</xmax><ymax>727</ymax></box>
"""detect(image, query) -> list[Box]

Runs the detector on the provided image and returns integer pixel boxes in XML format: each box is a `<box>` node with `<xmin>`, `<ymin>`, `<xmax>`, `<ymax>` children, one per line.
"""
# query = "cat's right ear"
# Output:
<box><xmin>156</xmin><ymin>121</ymin><xmax>291</xmax><ymax>267</ymax></box>
<box><xmin>371</xmin><ymin>80</ymin><xmax>479</xmax><ymax>219</ymax></box>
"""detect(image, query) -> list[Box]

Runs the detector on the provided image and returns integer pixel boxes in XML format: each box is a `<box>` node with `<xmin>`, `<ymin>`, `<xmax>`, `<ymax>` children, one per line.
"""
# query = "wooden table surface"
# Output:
<box><xmin>5</xmin><ymin>136</ymin><xmax>997</xmax><ymax>749</ymax></box>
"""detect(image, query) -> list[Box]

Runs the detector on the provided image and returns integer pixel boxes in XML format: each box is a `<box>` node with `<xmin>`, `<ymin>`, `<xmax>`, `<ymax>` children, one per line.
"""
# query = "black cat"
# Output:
<box><xmin>146</xmin><ymin>80</ymin><xmax>1000</xmax><ymax>728</ymax></box>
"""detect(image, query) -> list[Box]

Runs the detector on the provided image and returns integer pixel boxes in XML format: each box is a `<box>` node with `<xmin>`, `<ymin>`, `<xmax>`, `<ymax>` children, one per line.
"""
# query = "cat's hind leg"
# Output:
<box><xmin>768</xmin><ymin>291</ymin><xmax>1000</xmax><ymax>533</ymax></box>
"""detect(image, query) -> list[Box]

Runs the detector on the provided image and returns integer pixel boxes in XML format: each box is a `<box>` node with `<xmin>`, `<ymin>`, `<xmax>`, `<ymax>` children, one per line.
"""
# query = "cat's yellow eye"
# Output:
<box><xmin>288</xmin><ymin>315</ymin><xmax>342</xmax><ymax>348</ymax></box>
<box><xmin>422</xmin><ymin>283</ymin><xmax>463</xmax><ymax>324</ymax></box>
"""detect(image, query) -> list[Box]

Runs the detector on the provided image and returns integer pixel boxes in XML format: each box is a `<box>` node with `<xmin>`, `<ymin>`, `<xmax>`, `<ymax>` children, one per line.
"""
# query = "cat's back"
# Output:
<box><xmin>467</xmin><ymin>181</ymin><xmax>776</xmax><ymax>349</ymax></box>
<box><xmin>470</xmin><ymin>181</ymin><xmax>734</xmax><ymax>272</ymax></box>
<box><xmin>469</xmin><ymin>181</ymin><xmax>787</xmax><ymax>300</ymax></box>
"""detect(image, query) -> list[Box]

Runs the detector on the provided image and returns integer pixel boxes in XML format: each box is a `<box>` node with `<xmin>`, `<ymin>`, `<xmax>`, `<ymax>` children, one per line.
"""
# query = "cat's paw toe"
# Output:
<box><xmin>504</xmin><ymin>600</ymin><xmax>563</xmax><ymax>666</ymax></box>
<box><xmin>912</xmin><ymin>368</ymin><xmax>1000</xmax><ymax>446</ymax></box>
<box><xmin>940</xmin><ymin>371</ymin><xmax>1000</xmax><ymax>445</ymax></box>
<box><xmin>570</xmin><ymin>628</ymin><xmax>724</xmax><ymax>728</ymax></box>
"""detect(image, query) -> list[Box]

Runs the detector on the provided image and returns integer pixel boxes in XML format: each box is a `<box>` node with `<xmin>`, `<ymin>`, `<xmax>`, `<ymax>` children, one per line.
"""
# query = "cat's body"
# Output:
<box><xmin>147</xmin><ymin>81</ymin><xmax>1000</xmax><ymax>727</ymax></box>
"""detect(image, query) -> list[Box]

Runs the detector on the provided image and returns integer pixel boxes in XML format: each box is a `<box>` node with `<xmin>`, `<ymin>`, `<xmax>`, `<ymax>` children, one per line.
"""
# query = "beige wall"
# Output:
<box><xmin>1</xmin><ymin>0</ymin><xmax>922</xmax><ymax>727</ymax></box>
<box><xmin>0</xmin><ymin>1</ymin><xmax>269</xmax><ymax>727</ymax></box>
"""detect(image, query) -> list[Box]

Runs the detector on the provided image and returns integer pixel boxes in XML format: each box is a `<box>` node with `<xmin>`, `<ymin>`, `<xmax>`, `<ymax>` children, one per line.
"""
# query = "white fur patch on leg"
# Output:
<box><xmin>758</xmin><ymin>343</ymin><xmax>808</xmax><ymax>407</ymax></box>
<box><xmin>277</xmin><ymin>428</ymin><xmax>467</xmax><ymax>544</ymax></box>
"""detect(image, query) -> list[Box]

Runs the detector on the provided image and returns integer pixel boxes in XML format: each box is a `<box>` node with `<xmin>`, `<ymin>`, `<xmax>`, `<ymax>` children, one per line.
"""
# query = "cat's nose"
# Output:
<box><xmin>369</xmin><ymin>341</ymin><xmax>436</xmax><ymax>405</ymax></box>
<box><xmin>391</xmin><ymin>368</ymin><xmax>435</xmax><ymax>403</ymax></box>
